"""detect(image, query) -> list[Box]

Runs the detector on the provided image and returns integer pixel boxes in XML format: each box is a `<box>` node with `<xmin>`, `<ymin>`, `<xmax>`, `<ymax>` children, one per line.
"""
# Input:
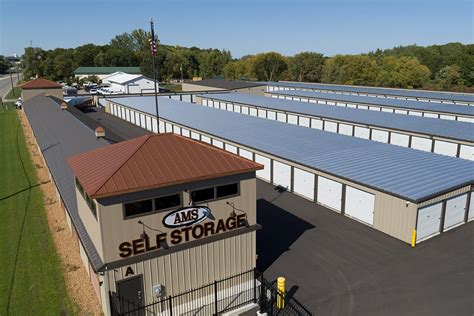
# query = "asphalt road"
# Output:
<box><xmin>256</xmin><ymin>180</ymin><xmax>474</xmax><ymax>316</ymax></box>
<box><xmin>0</xmin><ymin>74</ymin><xmax>21</xmax><ymax>99</ymax></box>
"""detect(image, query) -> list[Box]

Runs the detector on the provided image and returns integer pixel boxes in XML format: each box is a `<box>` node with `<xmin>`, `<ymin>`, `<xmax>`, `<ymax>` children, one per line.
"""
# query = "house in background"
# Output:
<box><xmin>20</xmin><ymin>78</ymin><xmax>63</xmax><ymax>101</ymax></box>
<box><xmin>102</xmin><ymin>72</ymin><xmax>159</xmax><ymax>94</ymax></box>
<box><xmin>73</xmin><ymin>67</ymin><xmax>141</xmax><ymax>80</ymax></box>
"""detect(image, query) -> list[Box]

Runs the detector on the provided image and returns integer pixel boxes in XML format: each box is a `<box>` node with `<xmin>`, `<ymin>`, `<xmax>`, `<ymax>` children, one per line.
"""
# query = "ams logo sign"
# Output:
<box><xmin>162</xmin><ymin>206</ymin><xmax>213</xmax><ymax>228</ymax></box>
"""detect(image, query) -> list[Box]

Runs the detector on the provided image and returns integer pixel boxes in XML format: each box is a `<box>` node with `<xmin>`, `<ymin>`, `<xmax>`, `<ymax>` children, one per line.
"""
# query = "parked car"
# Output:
<box><xmin>89</xmin><ymin>88</ymin><xmax>98</xmax><ymax>94</ymax></box>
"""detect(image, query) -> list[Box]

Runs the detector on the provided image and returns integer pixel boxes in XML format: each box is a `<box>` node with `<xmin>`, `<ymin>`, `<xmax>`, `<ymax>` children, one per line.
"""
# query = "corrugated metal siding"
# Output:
<box><xmin>106</xmin><ymin>231</ymin><xmax>255</xmax><ymax>305</ymax></box>
<box><xmin>264</xmin><ymin>81</ymin><xmax>474</xmax><ymax>103</ymax></box>
<box><xmin>269</xmin><ymin>90</ymin><xmax>474</xmax><ymax>116</ymax></box>
<box><xmin>200</xmin><ymin>93</ymin><xmax>474</xmax><ymax>142</ymax></box>
<box><xmin>108</xmin><ymin>96</ymin><xmax>474</xmax><ymax>203</ymax></box>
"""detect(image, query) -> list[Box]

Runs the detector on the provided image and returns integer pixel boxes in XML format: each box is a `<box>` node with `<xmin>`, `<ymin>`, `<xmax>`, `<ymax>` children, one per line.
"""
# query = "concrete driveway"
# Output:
<box><xmin>256</xmin><ymin>180</ymin><xmax>474</xmax><ymax>316</ymax></box>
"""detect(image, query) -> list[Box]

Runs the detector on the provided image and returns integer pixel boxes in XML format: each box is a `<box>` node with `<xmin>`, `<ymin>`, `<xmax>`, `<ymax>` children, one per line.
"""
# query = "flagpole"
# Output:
<box><xmin>150</xmin><ymin>18</ymin><xmax>160</xmax><ymax>133</ymax></box>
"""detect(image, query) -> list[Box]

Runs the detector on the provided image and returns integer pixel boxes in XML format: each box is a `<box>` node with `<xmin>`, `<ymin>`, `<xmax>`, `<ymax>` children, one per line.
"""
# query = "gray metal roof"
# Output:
<box><xmin>269</xmin><ymin>90</ymin><xmax>474</xmax><ymax>117</ymax></box>
<box><xmin>186</xmin><ymin>79</ymin><xmax>265</xmax><ymax>90</ymax></box>
<box><xmin>263</xmin><ymin>81</ymin><xmax>474</xmax><ymax>103</ymax></box>
<box><xmin>23</xmin><ymin>94</ymin><xmax>108</xmax><ymax>271</ymax></box>
<box><xmin>199</xmin><ymin>93</ymin><xmax>474</xmax><ymax>142</ymax></box>
<box><xmin>109</xmin><ymin>96</ymin><xmax>474</xmax><ymax>203</ymax></box>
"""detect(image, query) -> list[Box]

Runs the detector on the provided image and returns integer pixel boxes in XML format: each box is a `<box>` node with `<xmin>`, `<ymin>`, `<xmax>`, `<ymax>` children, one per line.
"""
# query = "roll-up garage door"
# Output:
<box><xmin>344</xmin><ymin>186</ymin><xmax>375</xmax><ymax>225</ymax></box>
<box><xmin>165</xmin><ymin>122</ymin><xmax>172</xmax><ymax>132</ymax></box>
<box><xmin>411</xmin><ymin>136</ymin><xmax>432</xmax><ymax>152</ymax></box>
<box><xmin>339</xmin><ymin>124</ymin><xmax>353</xmax><ymax>136</ymax></box>
<box><xmin>354</xmin><ymin>126</ymin><xmax>370</xmax><ymax>139</ymax></box>
<box><xmin>317</xmin><ymin>176</ymin><xmax>342</xmax><ymax>212</ymax></box>
<box><xmin>459</xmin><ymin>145</ymin><xmax>474</xmax><ymax>161</ymax></box>
<box><xmin>191</xmin><ymin>132</ymin><xmax>200</xmax><ymax>140</ymax></box>
<box><xmin>140</xmin><ymin>114</ymin><xmax>147</xmax><ymax>129</ymax></box>
<box><xmin>416</xmin><ymin>203</ymin><xmax>442</xmax><ymax>241</ymax></box>
<box><xmin>424</xmin><ymin>113</ymin><xmax>438</xmax><ymax>119</ymax></box>
<box><xmin>277</xmin><ymin>113</ymin><xmax>286</xmax><ymax>122</ymax></box>
<box><xmin>443</xmin><ymin>194</ymin><xmax>468</xmax><ymax>231</ymax></box>
<box><xmin>287</xmin><ymin>114</ymin><xmax>298</xmax><ymax>125</ymax></box>
<box><xmin>267</xmin><ymin>111</ymin><xmax>276</xmax><ymax>120</ymax></box>
<box><xmin>239</xmin><ymin>148</ymin><xmax>253</xmax><ymax>161</ymax></box>
<box><xmin>371</xmin><ymin>129</ymin><xmax>389</xmax><ymax>143</ymax></box>
<box><xmin>224</xmin><ymin>143</ymin><xmax>237</xmax><ymax>154</ymax></box>
<box><xmin>299</xmin><ymin>116</ymin><xmax>310</xmax><ymax>127</ymax></box>
<box><xmin>468</xmin><ymin>192</ymin><xmax>474</xmax><ymax>221</ymax></box>
<box><xmin>272</xmin><ymin>161</ymin><xmax>291</xmax><ymax>189</ymax></box>
<box><xmin>146</xmin><ymin>116</ymin><xmax>152</xmax><ymax>131</ymax></box>
<box><xmin>258</xmin><ymin>109</ymin><xmax>266</xmax><ymax>118</ymax></box>
<box><xmin>212</xmin><ymin>139</ymin><xmax>224</xmax><ymax>148</ymax></box>
<box><xmin>173</xmin><ymin>125</ymin><xmax>181</xmax><ymax>134</ymax></box>
<box><xmin>226</xmin><ymin>103</ymin><xmax>233</xmax><ymax>111</ymax></box>
<box><xmin>152</xmin><ymin>118</ymin><xmax>158</xmax><ymax>133</ymax></box>
<box><xmin>181</xmin><ymin>128</ymin><xmax>190</xmax><ymax>138</ymax></box>
<box><xmin>433</xmin><ymin>141</ymin><xmax>458</xmax><ymax>157</ymax></box>
<box><xmin>390</xmin><ymin>133</ymin><xmax>410</xmax><ymax>147</ymax></box>
<box><xmin>242</xmin><ymin>106</ymin><xmax>249</xmax><ymax>115</ymax></box>
<box><xmin>249</xmin><ymin>108</ymin><xmax>257</xmax><ymax>116</ymax></box>
<box><xmin>381</xmin><ymin>108</ymin><xmax>393</xmax><ymax>113</ymax></box>
<box><xmin>255</xmin><ymin>154</ymin><xmax>271</xmax><ymax>182</ymax></box>
<box><xmin>311</xmin><ymin>119</ymin><xmax>323</xmax><ymax>130</ymax></box>
<box><xmin>202</xmin><ymin>99</ymin><xmax>208</xmax><ymax>106</ymax></box>
<box><xmin>293</xmin><ymin>168</ymin><xmax>314</xmax><ymax>201</ymax></box>
<box><xmin>201</xmin><ymin>135</ymin><xmax>211</xmax><ymax>144</ymax></box>
<box><xmin>324</xmin><ymin>121</ymin><xmax>338</xmax><ymax>133</ymax></box>
<box><xmin>234</xmin><ymin>104</ymin><xmax>241</xmax><ymax>113</ymax></box>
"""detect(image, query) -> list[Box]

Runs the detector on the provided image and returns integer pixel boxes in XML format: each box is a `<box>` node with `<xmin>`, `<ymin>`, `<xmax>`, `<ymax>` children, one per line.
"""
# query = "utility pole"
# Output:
<box><xmin>9</xmin><ymin>70</ymin><xmax>15</xmax><ymax>97</ymax></box>
<box><xmin>149</xmin><ymin>18</ymin><xmax>160</xmax><ymax>133</ymax></box>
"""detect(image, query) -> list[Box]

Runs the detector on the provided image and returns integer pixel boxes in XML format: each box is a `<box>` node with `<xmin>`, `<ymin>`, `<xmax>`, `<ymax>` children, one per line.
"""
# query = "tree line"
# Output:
<box><xmin>22</xmin><ymin>28</ymin><xmax>473</xmax><ymax>91</ymax></box>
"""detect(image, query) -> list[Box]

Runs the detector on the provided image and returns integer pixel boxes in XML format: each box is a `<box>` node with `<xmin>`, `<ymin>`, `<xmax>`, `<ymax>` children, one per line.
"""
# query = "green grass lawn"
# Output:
<box><xmin>0</xmin><ymin>104</ymin><xmax>74</xmax><ymax>314</ymax></box>
<box><xmin>5</xmin><ymin>87</ymin><xmax>22</xmax><ymax>100</ymax></box>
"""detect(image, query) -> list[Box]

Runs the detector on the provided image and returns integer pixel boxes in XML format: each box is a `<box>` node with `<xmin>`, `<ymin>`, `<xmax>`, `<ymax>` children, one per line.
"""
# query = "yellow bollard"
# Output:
<box><xmin>411</xmin><ymin>229</ymin><xmax>417</xmax><ymax>248</ymax></box>
<box><xmin>277</xmin><ymin>277</ymin><xmax>285</xmax><ymax>309</ymax></box>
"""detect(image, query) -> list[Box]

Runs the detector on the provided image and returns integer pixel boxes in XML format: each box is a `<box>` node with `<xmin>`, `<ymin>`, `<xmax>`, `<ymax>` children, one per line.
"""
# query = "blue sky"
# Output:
<box><xmin>0</xmin><ymin>0</ymin><xmax>472</xmax><ymax>58</ymax></box>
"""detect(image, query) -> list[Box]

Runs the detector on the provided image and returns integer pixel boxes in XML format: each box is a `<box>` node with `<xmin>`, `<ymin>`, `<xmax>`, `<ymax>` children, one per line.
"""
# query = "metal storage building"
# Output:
<box><xmin>264</xmin><ymin>81</ymin><xmax>474</xmax><ymax>106</ymax></box>
<box><xmin>266</xmin><ymin>90</ymin><xmax>474</xmax><ymax>123</ymax></box>
<box><xmin>105</xmin><ymin>96</ymin><xmax>474</xmax><ymax>245</ymax></box>
<box><xmin>196</xmin><ymin>93</ymin><xmax>474</xmax><ymax>161</ymax></box>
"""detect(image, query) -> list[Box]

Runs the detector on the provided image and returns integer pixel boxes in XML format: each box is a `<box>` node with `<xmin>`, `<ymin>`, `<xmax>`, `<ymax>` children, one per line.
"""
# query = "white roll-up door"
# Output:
<box><xmin>255</xmin><ymin>154</ymin><xmax>271</xmax><ymax>181</ymax></box>
<box><xmin>130</xmin><ymin>110</ymin><xmax>136</xmax><ymax>124</ymax></box>
<box><xmin>140</xmin><ymin>114</ymin><xmax>146</xmax><ymax>129</ymax></box>
<box><xmin>181</xmin><ymin>128</ymin><xmax>190</xmax><ymax>137</ymax></box>
<box><xmin>293</xmin><ymin>168</ymin><xmax>314</xmax><ymax>201</ymax></box>
<box><xmin>324</xmin><ymin>121</ymin><xmax>338</xmax><ymax>133</ymax></box>
<box><xmin>416</xmin><ymin>203</ymin><xmax>442</xmax><ymax>241</ymax></box>
<box><xmin>395</xmin><ymin>109</ymin><xmax>408</xmax><ymax>115</ymax></box>
<box><xmin>354</xmin><ymin>126</ymin><xmax>370</xmax><ymax>139</ymax></box>
<box><xmin>369</xmin><ymin>106</ymin><xmax>379</xmax><ymax>111</ymax></box>
<box><xmin>309</xmin><ymin>99</ymin><xmax>317</xmax><ymax>103</ymax></box>
<box><xmin>443</xmin><ymin>194</ymin><xmax>468</xmax><ymax>231</ymax></box>
<box><xmin>173</xmin><ymin>125</ymin><xmax>181</xmax><ymax>134</ymax></box>
<box><xmin>409</xmin><ymin>111</ymin><xmax>423</xmax><ymax>116</ymax></box>
<box><xmin>201</xmin><ymin>135</ymin><xmax>211</xmax><ymax>144</ymax></box>
<box><xmin>287</xmin><ymin>114</ymin><xmax>298</xmax><ymax>125</ymax></box>
<box><xmin>459</xmin><ymin>145</ymin><xmax>474</xmax><ymax>161</ymax></box>
<box><xmin>135</xmin><ymin>112</ymin><xmax>140</xmax><ymax>125</ymax></box>
<box><xmin>225</xmin><ymin>143</ymin><xmax>237</xmax><ymax>154</ymax></box>
<box><xmin>339</xmin><ymin>124</ymin><xmax>353</xmax><ymax>136</ymax></box>
<box><xmin>202</xmin><ymin>99</ymin><xmax>208</xmax><ymax>106</ymax></box>
<box><xmin>440</xmin><ymin>114</ymin><xmax>455</xmax><ymax>120</ymax></box>
<box><xmin>234</xmin><ymin>104</ymin><xmax>241</xmax><ymax>113</ymax></box>
<box><xmin>344</xmin><ymin>186</ymin><xmax>375</xmax><ymax>225</ymax></box>
<box><xmin>145</xmin><ymin>116</ymin><xmax>152</xmax><ymax>131</ymax></box>
<box><xmin>165</xmin><ymin>122</ymin><xmax>172</xmax><ymax>132</ymax></box>
<box><xmin>242</xmin><ymin>106</ymin><xmax>249</xmax><ymax>115</ymax></box>
<box><xmin>207</xmin><ymin>100</ymin><xmax>214</xmax><ymax>107</ymax></box>
<box><xmin>317</xmin><ymin>176</ymin><xmax>342</xmax><ymax>212</ymax></box>
<box><xmin>227</xmin><ymin>103</ymin><xmax>233</xmax><ymax>111</ymax></box>
<box><xmin>381</xmin><ymin>108</ymin><xmax>393</xmax><ymax>113</ymax></box>
<box><xmin>390</xmin><ymin>133</ymin><xmax>410</xmax><ymax>147</ymax></box>
<box><xmin>191</xmin><ymin>131</ymin><xmax>200</xmax><ymax>140</ymax></box>
<box><xmin>371</xmin><ymin>129</ymin><xmax>389</xmax><ymax>143</ymax></box>
<box><xmin>347</xmin><ymin>103</ymin><xmax>357</xmax><ymax>108</ymax></box>
<box><xmin>424</xmin><ymin>113</ymin><xmax>438</xmax><ymax>118</ymax></box>
<box><xmin>358</xmin><ymin>105</ymin><xmax>369</xmax><ymax>110</ymax></box>
<box><xmin>468</xmin><ymin>192</ymin><xmax>474</xmax><ymax>221</ymax></box>
<box><xmin>249</xmin><ymin>108</ymin><xmax>257</xmax><ymax>116</ymax></box>
<box><xmin>258</xmin><ymin>109</ymin><xmax>267</xmax><ymax>118</ymax></box>
<box><xmin>277</xmin><ymin>112</ymin><xmax>286</xmax><ymax>122</ymax></box>
<box><xmin>411</xmin><ymin>136</ymin><xmax>432</xmax><ymax>152</ymax></box>
<box><xmin>267</xmin><ymin>111</ymin><xmax>276</xmax><ymax>120</ymax></box>
<box><xmin>457</xmin><ymin>116</ymin><xmax>474</xmax><ymax>123</ymax></box>
<box><xmin>171</xmin><ymin>95</ymin><xmax>180</xmax><ymax>100</ymax></box>
<box><xmin>239</xmin><ymin>148</ymin><xmax>253</xmax><ymax>160</ymax></box>
<box><xmin>299</xmin><ymin>116</ymin><xmax>310</xmax><ymax>127</ymax></box>
<box><xmin>272</xmin><ymin>161</ymin><xmax>291</xmax><ymax>189</ymax></box>
<box><xmin>212</xmin><ymin>139</ymin><xmax>224</xmax><ymax>148</ymax></box>
<box><xmin>220</xmin><ymin>102</ymin><xmax>226</xmax><ymax>110</ymax></box>
<box><xmin>311</xmin><ymin>119</ymin><xmax>323</xmax><ymax>130</ymax></box>
<box><xmin>433</xmin><ymin>141</ymin><xmax>458</xmax><ymax>157</ymax></box>
<box><xmin>301</xmin><ymin>98</ymin><xmax>309</xmax><ymax>102</ymax></box>
<box><xmin>152</xmin><ymin>118</ymin><xmax>158</xmax><ymax>133</ymax></box>
<box><xmin>125</xmin><ymin>109</ymin><xmax>131</xmax><ymax>121</ymax></box>
<box><xmin>327</xmin><ymin>101</ymin><xmax>336</xmax><ymax>106</ymax></box>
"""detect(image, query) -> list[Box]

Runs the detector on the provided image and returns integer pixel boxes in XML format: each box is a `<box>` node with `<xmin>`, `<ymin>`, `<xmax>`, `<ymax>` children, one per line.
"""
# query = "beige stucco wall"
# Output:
<box><xmin>22</xmin><ymin>88</ymin><xmax>63</xmax><ymax>101</ymax></box>
<box><xmin>97</xmin><ymin>177</ymin><xmax>256</xmax><ymax>263</ymax></box>
<box><xmin>76</xmin><ymin>186</ymin><xmax>104</xmax><ymax>259</ymax></box>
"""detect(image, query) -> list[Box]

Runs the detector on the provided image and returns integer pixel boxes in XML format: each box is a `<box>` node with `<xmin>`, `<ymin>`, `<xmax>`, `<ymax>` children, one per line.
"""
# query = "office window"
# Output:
<box><xmin>155</xmin><ymin>194</ymin><xmax>181</xmax><ymax>211</ymax></box>
<box><xmin>191</xmin><ymin>187</ymin><xmax>215</xmax><ymax>203</ymax></box>
<box><xmin>216</xmin><ymin>183</ymin><xmax>239</xmax><ymax>198</ymax></box>
<box><xmin>124</xmin><ymin>199</ymin><xmax>153</xmax><ymax>218</ymax></box>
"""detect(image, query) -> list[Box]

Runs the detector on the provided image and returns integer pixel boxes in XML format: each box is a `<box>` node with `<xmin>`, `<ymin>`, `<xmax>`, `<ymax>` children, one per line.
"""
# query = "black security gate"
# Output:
<box><xmin>110</xmin><ymin>269</ymin><xmax>312</xmax><ymax>316</ymax></box>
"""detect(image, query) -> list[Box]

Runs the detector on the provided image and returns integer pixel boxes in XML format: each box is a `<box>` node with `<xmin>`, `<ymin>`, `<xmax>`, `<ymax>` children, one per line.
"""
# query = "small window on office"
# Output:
<box><xmin>155</xmin><ymin>194</ymin><xmax>181</xmax><ymax>211</ymax></box>
<box><xmin>124</xmin><ymin>199</ymin><xmax>153</xmax><ymax>218</ymax></box>
<box><xmin>216</xmin><ymin>183</ymin><xmax>239</xmax><ymax>198</ymax></box>
<box><xmin>191</xmin><ymin>187</ymin><xmax>215</xmax><ymax>203</ymax></box>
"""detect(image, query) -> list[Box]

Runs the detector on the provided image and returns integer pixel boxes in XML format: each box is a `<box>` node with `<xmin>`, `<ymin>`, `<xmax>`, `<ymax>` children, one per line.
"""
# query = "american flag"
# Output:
<box><xmin>148</xmin><ymin>37</ymin><xmax>157</xmax><ymax>56</ymax></box>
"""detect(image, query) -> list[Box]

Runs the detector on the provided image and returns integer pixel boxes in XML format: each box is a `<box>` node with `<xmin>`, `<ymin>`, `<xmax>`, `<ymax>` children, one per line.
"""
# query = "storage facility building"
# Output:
<box><xmin>102</xmin><ymin>72</ymin><xmax>159</xmax><ymax>94</ymax></box>
<box><xmin>196</xmin><ymin>93</ymin><xmax>474</xmax><ymax>160</ymax></box>
<box><xmin>264</xmin><ymin>81</ymin><xmax>474</xmax><ymax>106</ymax></box>
<box><xmin>182</xmin><ymin>79</ymin><xmax>266</xmax><ymax>95</ymax></box>
<box><xmin>19</xmin><ymin>78</ymin><xmax>63</xmax><ymax>101</ymax></box>
<box><xmin>73</xmin><ymin>67</ymin><xmax>141</xmax><ymax>80</ymax></box>
<box><xmin>105</xmin><ymin>96</ymin><xmax>474</xmax><ymax>245</ymax></box>
<box><xmin>266</xmin><ymin>90</ymin><xmax>474</xmax><ymax>122</ymax></box>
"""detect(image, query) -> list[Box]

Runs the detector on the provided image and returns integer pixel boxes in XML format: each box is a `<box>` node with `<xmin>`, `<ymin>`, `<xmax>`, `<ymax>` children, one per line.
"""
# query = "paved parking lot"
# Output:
<box><xmin>256</xmin><ymin>180</ymin><xmax>474</xmax><ymax>316</ymax></box>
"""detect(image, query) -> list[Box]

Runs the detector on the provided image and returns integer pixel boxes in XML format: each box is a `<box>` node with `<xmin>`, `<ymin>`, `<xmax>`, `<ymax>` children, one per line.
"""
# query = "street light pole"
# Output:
<box><xmin>149</xmin><ymin>18</ymin><xmax>160</xmax><ymax>133</ymax></box>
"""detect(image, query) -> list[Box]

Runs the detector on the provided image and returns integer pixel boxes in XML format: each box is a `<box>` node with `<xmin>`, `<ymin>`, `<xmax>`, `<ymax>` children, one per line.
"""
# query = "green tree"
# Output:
<box><xmin>289</xmin><ymin>52</ymin><xmax>324</xmax><ymax>82</ymax></box>
<box><xmin>376</xmin><ymin>56</ymin><xmax>431</xmax><ymax>88</ymax></box>
<box><xmin>322</xmin><ymin>55</ymin><xmax>378</xmax><ymax>85</ymax></box>
<box><xmin>198</xmin><ymin>50</ymin><xmax>232</xmax><ymax>78</ymax></box>
<box><xmin>0</xmin><ymin>56</ymin><xmax>9</xmax><ymax>74</ymax></box>
<box><xmin>435</xmin><ymin>65</ymin><xmax>464</xmax><ymax>89</ymax></box>
<box><xmin>251</xmin><ymin>52</ymin><xmax>288</xmax><ymax>81</ymax></box>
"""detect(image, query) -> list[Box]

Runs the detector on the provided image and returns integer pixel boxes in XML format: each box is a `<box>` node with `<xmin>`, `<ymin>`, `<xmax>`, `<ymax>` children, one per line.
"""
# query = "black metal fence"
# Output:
<box><xmin>110</xmin><ymin>269</ymin><xmax>312</xmax><ymax>316</ymax></box>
